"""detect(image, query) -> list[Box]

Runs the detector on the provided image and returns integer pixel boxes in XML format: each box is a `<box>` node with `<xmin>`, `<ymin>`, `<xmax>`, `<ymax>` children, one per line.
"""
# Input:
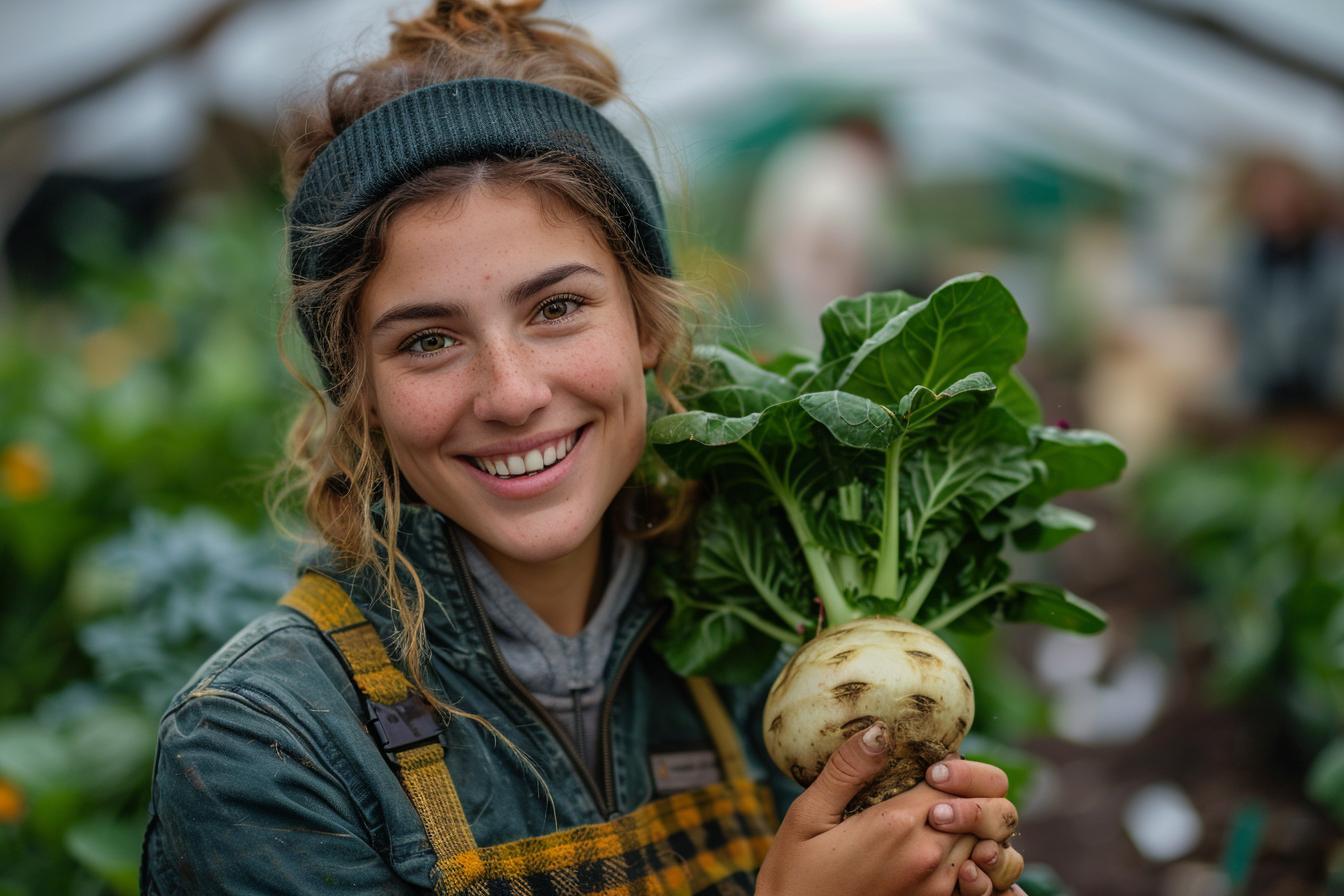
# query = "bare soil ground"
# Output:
<box><xmin>1015</xmin><ymin>501</ymin><xmax>1340</xmax><ymax>896</ymax></box>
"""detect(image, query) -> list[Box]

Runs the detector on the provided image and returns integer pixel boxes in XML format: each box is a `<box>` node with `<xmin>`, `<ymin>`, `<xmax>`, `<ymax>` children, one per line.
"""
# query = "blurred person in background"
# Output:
<box><xmin>138</xmin><ymin>2</ymin><xmax>1028</xmax><ymax>894</ymax></box>
<box><xmin>745</xmin><ymin>114</ymin><xmax>910</xmax><ymax>350</ymax></box>
<box><xmin>1225</xmin><ymin>150</ymin><xmax>1344</xmax><ymax>414</ymax></box>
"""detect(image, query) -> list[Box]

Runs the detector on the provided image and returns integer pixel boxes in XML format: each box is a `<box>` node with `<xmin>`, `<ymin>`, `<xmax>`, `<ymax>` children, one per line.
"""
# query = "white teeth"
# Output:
<box><xmin>472</xmin><ymin>429</ymin><xmax>580</xmax><ymax>479</ymax></box>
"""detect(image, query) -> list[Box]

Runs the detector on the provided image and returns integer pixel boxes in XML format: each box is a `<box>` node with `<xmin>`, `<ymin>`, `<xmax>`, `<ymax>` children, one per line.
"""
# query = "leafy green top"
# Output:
<box><xmin>648</xmin><ymin>273</ymin><xmax>1126</xmax><ymax>682</ymax></box>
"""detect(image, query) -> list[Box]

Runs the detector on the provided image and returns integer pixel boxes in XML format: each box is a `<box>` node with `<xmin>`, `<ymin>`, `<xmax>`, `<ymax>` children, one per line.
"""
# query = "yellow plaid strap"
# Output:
<box><xmin>279</xmin><ymin>573</ymin><xmax>478</xmax><ymax>890</ymax></box>
<box><xmin>434</xmin><ymin>776</ymin><xmax>776</xmax><ymax>894</ymax></box>
<box><xmin>685</xmin><ymin>677</ymin><xmax>751</xmax><ymax>783</ymax></box>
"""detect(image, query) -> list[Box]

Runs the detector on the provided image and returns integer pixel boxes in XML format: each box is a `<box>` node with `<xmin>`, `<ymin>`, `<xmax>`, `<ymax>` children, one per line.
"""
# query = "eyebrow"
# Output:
<box><xmin>369</xmin><ymin>263</ymin><xmax>603</xmax><ymax>334</ymax></box>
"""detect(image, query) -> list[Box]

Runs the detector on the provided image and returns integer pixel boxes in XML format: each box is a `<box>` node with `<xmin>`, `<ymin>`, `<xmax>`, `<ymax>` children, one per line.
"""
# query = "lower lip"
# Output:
<box><xmin>458</xmin><ymin>426</ymin><xmax>587</xmax><ymax>499</ymax></box>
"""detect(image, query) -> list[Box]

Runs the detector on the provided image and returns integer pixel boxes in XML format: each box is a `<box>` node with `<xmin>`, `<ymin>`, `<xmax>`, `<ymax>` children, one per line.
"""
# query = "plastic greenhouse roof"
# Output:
<box><xmin>2</xmin><ymin>0</ymin><xmax>1342</xmax><ymax>183</ymax></box>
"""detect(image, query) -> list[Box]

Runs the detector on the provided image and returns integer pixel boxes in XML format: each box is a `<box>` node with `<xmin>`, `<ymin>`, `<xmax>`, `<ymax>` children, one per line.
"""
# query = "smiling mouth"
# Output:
<box><xmin>466</xmin><ymin>428</ymin><xmax>582</xmax><ymax>479</ymax></box>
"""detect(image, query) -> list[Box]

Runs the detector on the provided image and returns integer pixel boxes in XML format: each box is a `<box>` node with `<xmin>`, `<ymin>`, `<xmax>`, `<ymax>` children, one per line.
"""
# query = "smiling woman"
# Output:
<box><xmin>360</xmin><ymin>188</ymin><xmax>657</xmax><ymax>632</ymax></box>
<box><xmin>139</xmin><ymin>2</ymin><xmax>1027</xmax><ymax>895</ymax></box>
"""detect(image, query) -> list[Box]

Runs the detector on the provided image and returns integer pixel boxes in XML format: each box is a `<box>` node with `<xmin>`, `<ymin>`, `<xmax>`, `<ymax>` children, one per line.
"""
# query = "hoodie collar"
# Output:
<box><xmin>302</xmin><ymin>502</ymin><xmax>662</xmax><ymax>678</ymax></box>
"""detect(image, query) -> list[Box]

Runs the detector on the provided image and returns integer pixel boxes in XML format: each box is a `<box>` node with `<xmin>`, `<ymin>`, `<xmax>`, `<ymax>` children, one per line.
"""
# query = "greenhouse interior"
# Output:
<box><xmin>1</xmin><ymin>0</ymin><xmax>1342</xmax><ymax>893</ymax></box>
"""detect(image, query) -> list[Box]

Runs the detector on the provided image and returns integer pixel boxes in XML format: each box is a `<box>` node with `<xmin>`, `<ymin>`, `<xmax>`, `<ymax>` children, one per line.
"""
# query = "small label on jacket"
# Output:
<box><xmin>650</xmin><ymin>749</ymin><xmax>722</xmax><ymax>794</ymax></box>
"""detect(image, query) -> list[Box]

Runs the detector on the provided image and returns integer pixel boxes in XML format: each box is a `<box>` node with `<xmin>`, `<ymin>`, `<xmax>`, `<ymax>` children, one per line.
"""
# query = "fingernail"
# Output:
<box><xmin>861</xmin><ymin>722</ymin><xmax>887</xmax><ymax>754</ymax></box>
<box><xmin>982</xmin><ymin>850</ymin><xmax>999</xmax><ymax>867</ymax></box>
<box><xmin>931</xmin><ymin>803</ymin><xmax>954</xmax><ymax>824</ymax></box>
<box><xmin>928</xmin><ymin>762</ymin><xmax>949</xmax><ymax>783</ymax></box>
<box><xmin>962</xmin><ymin>864</ymin><xmax>978</xmax><ymax>881</ymax></box>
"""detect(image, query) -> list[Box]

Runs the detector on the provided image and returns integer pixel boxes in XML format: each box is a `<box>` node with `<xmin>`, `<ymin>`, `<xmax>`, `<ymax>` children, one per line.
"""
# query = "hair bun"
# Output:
<box><xmin>424</xmin><ymin>0</ymin><xmax>546</xmax><ymax>36</ymax></box>
<box><xmin>283</xmin><ymin>0</ymin><xmax>622</xmax><ymax>191</ymax></box>
<box><xmin>385</xmin><ymin>0</ymin><xmax>620</xmax><ymax>107</ymax></box>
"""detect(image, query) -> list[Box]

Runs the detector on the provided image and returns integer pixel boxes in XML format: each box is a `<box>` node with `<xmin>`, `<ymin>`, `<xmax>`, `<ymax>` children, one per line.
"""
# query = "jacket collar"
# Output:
<box><xmin>302</xmin><ymin>502</ymin><xmax>663</xmax><ymax>681</ymax></box>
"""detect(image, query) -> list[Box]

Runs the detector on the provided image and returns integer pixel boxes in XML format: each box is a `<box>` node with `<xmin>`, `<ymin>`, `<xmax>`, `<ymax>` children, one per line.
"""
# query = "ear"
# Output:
<box><xmin>361</xmin><ymin>389</ymin><xmax>381</xmax><ymax>430</ymax></box>
<box><xmin>639</xmin><ymin>330</ymin><xmax>662</xmax><ymax>372</ymax></box>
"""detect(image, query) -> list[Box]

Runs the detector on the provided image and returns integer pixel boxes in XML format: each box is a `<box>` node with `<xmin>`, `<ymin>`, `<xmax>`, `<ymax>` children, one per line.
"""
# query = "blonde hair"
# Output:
<box><xmin>272</xmin><ymin>0</ymin><xmax>696</xmax><ymax>728</ymax></box>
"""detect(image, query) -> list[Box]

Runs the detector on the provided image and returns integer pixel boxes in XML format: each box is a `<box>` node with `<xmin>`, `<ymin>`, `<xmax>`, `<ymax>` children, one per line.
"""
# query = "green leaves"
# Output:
<box><xmin>649</xmin><ymin>272</ymin><xmax>1126</xmax><ymax>679</ymax></box>
<box><xmin>837</xmin><ymin>274</ymin><xmax>1028</xmax><ymax>403</ymax></box>
<box><xmin>65</xmin><ymin>817</ymin><xmax>142</xmax><ymax>895</ymax></box>
<box><xmin>819</xmin><ymin>290</ymin><xmax>922</xmax><ymax>364</ymax></box>
<box><xmin>1307</xmin><ymin>737</ymin><xmax>1344</xmax><ymax>825</ymax></box>
<box><xmin>1138</xmin><ymin>448</ymin><xmax>1344</xmax><ymax>824</ymax></box>
<box><xmin>1000</xmin><ymin>583</ymin><xmax>1108</xmax><ymax>634</ymax></box>
<box><xmin>1022</xmin><ymin>427</ymin><xmax>1128</xmax><ymax>506</ymax></box>
<box><xmin>797</xmin><ymin>391</ymin><xmax>898</xmax><ymax>449</ymax></box>
<box><xmin>895</xmin><ymin>373</ymin><xmax>998</xmax><ymax>434</ymax></box>
<box><xmin>1011</xmin><ymin>504</ymin><xmax>1096</xmax><ymax>551</ymax></box>
<box><xmin>691</xmin><ymin>498</ymin><xmax>811</xmax><ymax>630</ymax></box>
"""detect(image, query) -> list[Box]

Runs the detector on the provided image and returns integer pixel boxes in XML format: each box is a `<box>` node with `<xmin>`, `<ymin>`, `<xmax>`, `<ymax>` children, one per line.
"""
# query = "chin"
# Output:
<box><xmin>468</xmin><ymin>509</ymin><xmax>602</xmax><ymax>566</ymax></box>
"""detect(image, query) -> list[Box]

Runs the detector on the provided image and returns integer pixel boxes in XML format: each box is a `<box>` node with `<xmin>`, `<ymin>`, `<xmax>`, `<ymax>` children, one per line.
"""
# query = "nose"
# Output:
<box><xmin>470</xmin><ymin>337</ymin><xmax>552</xmax><ymax>426</ymax></box>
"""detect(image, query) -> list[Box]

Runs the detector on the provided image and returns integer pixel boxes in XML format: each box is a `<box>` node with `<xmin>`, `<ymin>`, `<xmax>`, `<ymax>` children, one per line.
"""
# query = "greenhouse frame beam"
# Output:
<box><xmin>1091</xmin><ymin>0</ymin><xmax>1344</xmax><ymax>94</ymax></box>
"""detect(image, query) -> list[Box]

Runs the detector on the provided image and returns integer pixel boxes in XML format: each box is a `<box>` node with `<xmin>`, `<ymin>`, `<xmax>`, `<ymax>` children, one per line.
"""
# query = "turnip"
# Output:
<box><xmin>763</xmin><ymin>617</ymin><xmax>974</xmax><ymax>812</ymax></box>
<box><xmin>649</xmin><ymin>273</ymin><xmax>1125</xmax><ymax>807</ymax></box>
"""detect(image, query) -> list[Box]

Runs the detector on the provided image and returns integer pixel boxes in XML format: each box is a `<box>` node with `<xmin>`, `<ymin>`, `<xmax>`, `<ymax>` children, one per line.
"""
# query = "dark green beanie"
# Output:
<box><xmin>287</xmin><ymin>77</ymin><xmax>672</xmax><ymax>386</ymax></box>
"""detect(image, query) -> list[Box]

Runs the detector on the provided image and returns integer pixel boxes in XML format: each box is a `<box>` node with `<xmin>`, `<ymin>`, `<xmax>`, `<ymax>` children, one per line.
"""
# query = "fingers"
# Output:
<box><xmin>971</xmin><ymin>839</ymin><xmax>1025</xmax><ymax>892</ymax></box>
<box><xmin>988</xmin><ymin>846</ymin><xmax>1024</xmax><ymax>892</ymax></box>
<box><xmin>956</xmin><ymin>855</ymin><xmax>996</xmax><ymax>896</ymax></box>
<box><xmin>972</xmin><ymin>838</ymin><xmax>1001</xmax><ymax>867</ymax></box>
<box><xmin>788</xmin><ymin>723</ymin><xmax>890</xmax><ymax>831</ymax></box>
<box><xmin>925</xmin><ymin>758</ymin><xmax>1009</xmax><ymax>798</ymax></box>
<box><xmin>928</xmin><ymin>797</ymin><xmax>1019</xmax><ymax>841</ymax></box>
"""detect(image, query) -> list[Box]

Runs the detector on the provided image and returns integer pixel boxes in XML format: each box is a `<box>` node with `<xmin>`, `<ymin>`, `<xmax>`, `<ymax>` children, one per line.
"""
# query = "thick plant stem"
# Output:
<box><xmin>784</xmin><ymin>497</ymin><xmax>855</xmax><ymax>627</ymax></box>
<box><xmin>922</xmin><ymin>584</ymin><xmax>1008</xmax><ymax>631</ymax></box>
<box><xmin>872</xmin><ymin>436</ymin><xmax>904</xmax><ymax>600</ymax></box>
<box><xmin>835</xmin><ymin>483</ymin><xmax>865</xmax><ymax>595</ymax></box>
<box><xmin>743</xmin><ymin>443</ymin><xmax>855</xmax><ymax>628</ymax></box>
<box><xmin>686</xmin><ymin>598</ymin><xmax>803</xmax><ymax>645</ymax></box>
<box><xmin>899</xmin><ymin>548</ymin><xmax>951</xmax><ymax>620</ymax></box>
<box><xmin>733</xmin><ymin>607</ymin><xmax>804</xmax><ymax>645</ymax></box>
<box><xmin>740</xmin><ymin>564</ymin><xmax>809</xmax><ymax>631</ymax></box>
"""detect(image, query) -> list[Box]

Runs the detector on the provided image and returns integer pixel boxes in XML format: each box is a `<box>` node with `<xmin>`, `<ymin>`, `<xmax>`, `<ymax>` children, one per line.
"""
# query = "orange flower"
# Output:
<box><xmin>1</xmin><ymin>442</ymin><xmax>50</xmax><ymax>501</ymax></box>
<box><xmin>0</xmin><ymin>777</ymin><xmax>24</xmax><ymax>823</ymax></box>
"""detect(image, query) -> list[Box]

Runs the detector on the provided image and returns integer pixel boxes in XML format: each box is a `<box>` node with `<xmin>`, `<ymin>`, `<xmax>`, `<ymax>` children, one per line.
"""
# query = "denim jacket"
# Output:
<box><xmin>140</xmin><ymin>504</ymin><xmax>792</xmax><ymax>894</ymax></box>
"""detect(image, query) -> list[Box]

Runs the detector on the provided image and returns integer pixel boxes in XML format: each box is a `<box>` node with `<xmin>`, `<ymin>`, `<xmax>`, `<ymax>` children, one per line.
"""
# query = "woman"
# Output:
<box><xmin>141</xmin><ymin>2</ymin><xmax>1028</xmax><ymax>893</ymax></box>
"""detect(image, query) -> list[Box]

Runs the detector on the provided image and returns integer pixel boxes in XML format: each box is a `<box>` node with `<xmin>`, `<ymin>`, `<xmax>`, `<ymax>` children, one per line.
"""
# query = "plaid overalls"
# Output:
<box><xmin>282</xmin><ymin>572</ymin><xmax>778</xmax><ymax>895</ymax></box>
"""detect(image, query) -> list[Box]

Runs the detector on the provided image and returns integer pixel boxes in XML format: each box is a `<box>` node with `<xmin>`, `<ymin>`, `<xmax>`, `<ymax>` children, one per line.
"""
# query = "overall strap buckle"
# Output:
<box><xmin>366</xmin><ymin>692</ymin><xmax>445</xmax><ymax>756</ymax></box>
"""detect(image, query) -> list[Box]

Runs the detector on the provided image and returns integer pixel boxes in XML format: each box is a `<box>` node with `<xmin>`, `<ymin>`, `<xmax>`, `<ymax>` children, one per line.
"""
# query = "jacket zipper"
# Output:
<box><xmin>446</xmin><ymin>526</ymin><xmax>663</xmax><ymax>819</ymax></box>
<box><xmin>598</xmin><ymin>604</ymin><xmax>666</xmax><ymax>816</ymax></box>
<box><xmin>569</xmin><ymin>687</ymin><xmax>587</xmax><ymax>770</ymax></box>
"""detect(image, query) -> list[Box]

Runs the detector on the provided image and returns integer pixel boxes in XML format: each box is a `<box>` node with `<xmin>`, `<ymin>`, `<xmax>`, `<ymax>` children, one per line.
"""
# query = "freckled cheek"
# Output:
<box><xmin>562</xmin><ymin>332</ymin><xmax>647</xmax><ymax>396</ymax></box>
<box><xmin>377</xmin><ymin>382</ymin><xmax>468</xmax><ymax>451</ymax></box>
<box><xmin>569</xmin><ymin>355</ymin><xmax>649</xmax><ymax>465</ymax></box>
<box><xmin>564</xmin><ymin>359</ymin><xmax>621</xmax><ymax>396</ymax></box>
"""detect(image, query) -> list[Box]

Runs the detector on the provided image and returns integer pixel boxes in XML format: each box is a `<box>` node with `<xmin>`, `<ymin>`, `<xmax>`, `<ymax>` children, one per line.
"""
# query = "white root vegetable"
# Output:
<box><xmin>762</xmin><ymin>616</ymin><xmax>975</xmax><ymax>813</ymax></box>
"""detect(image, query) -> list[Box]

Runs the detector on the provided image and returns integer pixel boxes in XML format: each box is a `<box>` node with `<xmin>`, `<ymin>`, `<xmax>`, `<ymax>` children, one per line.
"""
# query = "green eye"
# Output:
<box><xmin>403</xmin><ymin>331</ymin><xmax>455</xmax><ymax>354</ymax></box>
<box><xmin>537</xmin><ymin>295</ymin><xmax>583</xmax><ymax>322</ymax></box>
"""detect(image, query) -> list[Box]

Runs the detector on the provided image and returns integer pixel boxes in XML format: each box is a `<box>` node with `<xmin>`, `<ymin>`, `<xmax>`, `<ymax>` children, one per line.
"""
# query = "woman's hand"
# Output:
<box><xmin>925</xmin><ymin>755</ymin><xmax>1027</xmax><ymax>894</ymax></box>
<box><xmin>954</xmin><ymin>840</ymin><xmax>1027</xmax><ymax>895</ymax></box>
<box><xmin>756</xmin><ymin>722</ymin><xmax>1026</xmax><ymax>896</ymax></box>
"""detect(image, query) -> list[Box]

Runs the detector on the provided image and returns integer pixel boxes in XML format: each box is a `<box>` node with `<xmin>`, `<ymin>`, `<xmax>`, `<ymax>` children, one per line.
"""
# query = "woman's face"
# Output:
<box><xmin>359</xmin><ymin>186</ymin><xmax>659</xmax><ymax>565</ymax></box>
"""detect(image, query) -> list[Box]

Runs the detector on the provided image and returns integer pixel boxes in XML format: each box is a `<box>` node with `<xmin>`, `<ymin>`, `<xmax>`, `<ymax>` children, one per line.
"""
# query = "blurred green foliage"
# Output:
<box><xmin>1138</xmin><ymin>447</ymin><xmax>1344</xmax><ymax>825</ymax></box>
<box><xmin>0</xmin><ymin>191</ymin><xmax>302</xmax><ymax>893</ymax></box>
